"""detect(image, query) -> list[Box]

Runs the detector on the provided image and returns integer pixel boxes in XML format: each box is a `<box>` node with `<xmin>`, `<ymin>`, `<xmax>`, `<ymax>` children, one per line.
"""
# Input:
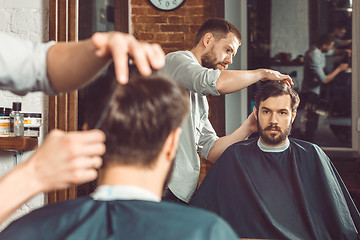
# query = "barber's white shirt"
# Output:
<box><xmin>162</xmin><ymin>51</ymin><xmax>221</xmax><ymax>202</ymax></box>
<box><xmin>0</xmin><ymin>32</ymin><xmax>57</xmax><ymax>96</ymax></box>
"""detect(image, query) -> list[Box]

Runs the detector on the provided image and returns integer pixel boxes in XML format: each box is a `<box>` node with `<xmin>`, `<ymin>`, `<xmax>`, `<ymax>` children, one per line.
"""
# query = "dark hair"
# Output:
<box><xmin>254</xmin><ymin>81</ymin><xmax>300</xmax><ymax>112</ymax></box>
<box><xmin>317</xmin><ymin>33</ymin><xmax>335</xmax><ymax>46</ymax></box>
<box><xmin>193</xmin><ymin>18</ymin><xmax>242</xmax><ymax>48</ymax></box>
<box><xmin>86</xmin><ymin>66</ymin><xmax>189</xmax><ymax>168</ymax></box>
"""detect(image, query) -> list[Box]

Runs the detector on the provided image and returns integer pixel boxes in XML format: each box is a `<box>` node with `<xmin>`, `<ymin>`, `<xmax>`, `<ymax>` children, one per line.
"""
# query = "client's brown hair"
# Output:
<box><xmin>254</xmin><ymin>81</ymin><xmax>300</xmax><ymax>112</ymax></box>
<box><xmin>100</xmin><ymin>69</ymin><xmax>189</xmax><ymax>168</ymax></box>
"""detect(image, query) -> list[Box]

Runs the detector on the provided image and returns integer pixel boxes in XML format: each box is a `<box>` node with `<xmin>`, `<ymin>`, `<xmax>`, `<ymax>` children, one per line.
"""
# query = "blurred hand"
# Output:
<box><xmin>91</xmin><ymin>32</ymin><xmax>165</xmax><ymax>84</ymax></box>
<box><xmin>338</xmin><ymin>63</ymin><xmax>349</xmax><ymax>72</ymax></box>
<box><xmin>262</xmin><ymin>69</ymin><xmax>294</xmax><ymax>87</ymax></box>
<box><xmin>25</xmin><ymin>129</ymin><xmax>105</xmax><ymax>192</ymax></box>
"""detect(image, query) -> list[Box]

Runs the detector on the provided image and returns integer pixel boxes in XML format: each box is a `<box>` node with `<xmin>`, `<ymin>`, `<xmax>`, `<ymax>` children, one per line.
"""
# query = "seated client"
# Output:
<box><xmin>190</xmin><ymin>81</ymin><xmax>360</xmax><ymax>240</ymax></box>
<box><xmin>0</xmin><ymin>69</ymin><xmax>238</xmax><ymax>240</ymax></box>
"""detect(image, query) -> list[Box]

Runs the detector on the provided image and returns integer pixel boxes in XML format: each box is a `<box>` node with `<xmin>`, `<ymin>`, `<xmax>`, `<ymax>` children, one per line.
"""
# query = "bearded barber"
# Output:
<box><xmin>161</xmin><ymin>18</ymin><xmax>293</xmax><ymax>204</ymax></box>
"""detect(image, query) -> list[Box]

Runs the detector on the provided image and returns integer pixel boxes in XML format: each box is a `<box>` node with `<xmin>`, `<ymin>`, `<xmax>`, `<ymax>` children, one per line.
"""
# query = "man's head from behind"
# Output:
<box><xmin>317</xmin><ymin>33</ymin><xmax>335</xmax><ymax>53</ymax></box>
<box><xmin>193</xmin><ymin>18</ymin><xmax>242</xmax><ymax>70</ymax></box>
<box><xmin>254</xmin><ymin>81</ymin><xmax>300</xmax><ymax>147</ymax></box>
<box><xmin>100</xmin><ymin>71</ymin><xmax>189</xmax><ymax>171</ymax></box>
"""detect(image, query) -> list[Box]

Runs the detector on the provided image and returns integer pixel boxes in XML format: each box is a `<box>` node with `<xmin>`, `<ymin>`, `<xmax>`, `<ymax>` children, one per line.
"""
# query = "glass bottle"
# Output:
<box><xmin>9</xmin><ymin>102</ymin><xmax>24</xmax><ymax>137</ymax></box>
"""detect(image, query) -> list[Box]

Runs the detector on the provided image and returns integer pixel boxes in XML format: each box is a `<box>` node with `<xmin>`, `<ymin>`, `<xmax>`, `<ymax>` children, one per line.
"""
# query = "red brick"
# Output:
<box><xmin>189</xmin><ymin>24</ymin><xmax>202</xmax><ymax>33</ymax></box>
<box><xmin>131</xmin><ymin>0</ymin><xmax>149</xmax><ymax>6</ymax></box>
<box><xmin>131</xmin><ymin>6</ymin><xmax>148</xmax><ymax>15</ymax></box>
<box><xmin>136</xmin><ymin>32</ymin><xmax>155</xmax><ymax>41</ymax></box>
<box><xmin>161</xmin><ymin>25</ymin><xmax>189</xmax><ymax>32</ymax></box>
<box><xmin>186</xmin><ymin>7</ymin><xmax>205</xmax><ymax>15</ymax></box>
<box><xmin>170</xmin><ymin>6</ymin><xmax>187</xmax><ymax>15</ymax></box>
<box><xmin>184</xmin><ymin>15</ymin><xmax>206</xmax><ymax>25</ymax></box>
<box><xmin>185</xmin><ymin>33</ymin><xmax>195</xmax><ymax>42</ymax></box>
<box><xmin>168</xmin><ymin>33</ymin><xmax>185</xmax><ymax>41</ymax></box>
<box><xmin>132</xmin><ymin>15</ymin><xmax>168</xmax><ymax>24</ymax></box>
<box><xmin>168</xmin><ymin>16</ymin><xmax>184</xmax><ymax>24</ymax></box>
<box><xmin>154</xmin><ymin>33</ymin><xmax>169</xmax><ymax>41</ymax></box>
<box><xmin>185</xmin><ymin>0</ymin><xmax>207</xmax><ymax>6</ymax></box>
<box><xmin>144</xmin><ymin>24</ymin><xmax>161</xmax><ymax>32</ymax></box>
<box><xmin>133</xmin><ymin>24</ymin><xmax>146</xmax><ymax>32</ymax></box>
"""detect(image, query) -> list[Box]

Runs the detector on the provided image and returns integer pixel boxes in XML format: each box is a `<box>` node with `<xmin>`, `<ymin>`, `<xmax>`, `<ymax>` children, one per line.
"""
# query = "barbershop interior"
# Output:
<box><xmin>0</xmin><ymin>0</ymin><xmax>360</xmax><ymax>239</ymax></box>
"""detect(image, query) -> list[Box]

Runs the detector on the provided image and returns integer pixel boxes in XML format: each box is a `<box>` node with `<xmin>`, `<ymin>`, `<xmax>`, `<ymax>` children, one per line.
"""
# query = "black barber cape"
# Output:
<box><xmin>190</xmin><ymin>138</ymin><xmax>360</xmax><ymax>240</ymax></box>
<box><xmin>0</xmin><ymin>198</ymin><xmax>238</xmax><ymax>240</ymax></box>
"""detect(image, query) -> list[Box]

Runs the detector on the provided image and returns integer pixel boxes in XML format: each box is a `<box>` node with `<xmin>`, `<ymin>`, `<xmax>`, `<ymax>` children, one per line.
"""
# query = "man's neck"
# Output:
<box><xmin>99</xmin><ymin>165</ymin><xmax>165</xmax><ymax>199</ymax></box>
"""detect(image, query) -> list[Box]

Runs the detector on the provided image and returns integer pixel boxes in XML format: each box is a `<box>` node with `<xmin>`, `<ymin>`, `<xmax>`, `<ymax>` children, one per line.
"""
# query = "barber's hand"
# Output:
<box><xmin>243</xmin><ymin>112</ymin><xmax>258</xmax><ymax>135</ymax></box>
<box><xmin>25</xmin><ymin>129</ymin><xmax>105</xmax><ymax>192</ymax></box>
<box><xmin>262</xmin><ymin>69</ymin><xmax>294</xmax><ymax>87</ymax></box>
<box><xmin>91</xmin><ymin>32</ymin><xmax>165</xmax><ymax>84</ymax></box>
<box><xmin>338</xmin><ymin>63</ymin><xmax>350</xmax><ymax>72</ymax></box>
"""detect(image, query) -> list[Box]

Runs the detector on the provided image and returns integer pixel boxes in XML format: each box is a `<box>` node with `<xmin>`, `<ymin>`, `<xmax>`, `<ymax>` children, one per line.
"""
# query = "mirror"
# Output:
<box><xmin>247</xmin><ymin>0</ymin><xmax>352</xmax><ymax>148</ymax></box>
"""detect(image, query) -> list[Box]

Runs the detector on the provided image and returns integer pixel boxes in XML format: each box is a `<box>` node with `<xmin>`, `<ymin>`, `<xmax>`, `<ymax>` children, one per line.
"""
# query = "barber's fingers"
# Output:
<box><xmin>111</xmin><ymin>34</ymin><xmax>132</xmax><ymax>84</ymax></box>
<box><xmin>66</xmin><ymin>156</ymin><xmax>103</xmax><ymax>184</ymax></box>
<box><xmin>147</xmin><ymin>43</ymin><xmax>165</xmax><ymax>70</ymax></box>
<box><xmin>67</xmin><ymin>129</ymin><xmax>105</xmax><ymax>143</ymax></box>
<box><xmin>71</xmin><ymin>156</ymin><xmax>103</xmax><ymax>170</ymax></box>
<box><xmin>130</xmin><ymin>42</ymin><xmax>165</xmax><ymax>77</ymax></box>
<box><xmin>91</xmin><ymin>32</ymin><xmax>129</xmax><ymax>84</ymax></box>
<box><xmin>91</xmin><ymin>32</ymin><xmax>165</xmax><ymax>85</ymax></box>
<box><xmin>282</xmin><ymin>75</ymin><xmax>293</xmax><ymax>87</ymax></box>
<box><xmin>61</xmin><ymin>130</ymin><xmax>106</xmax><ymax>157</ymax></box>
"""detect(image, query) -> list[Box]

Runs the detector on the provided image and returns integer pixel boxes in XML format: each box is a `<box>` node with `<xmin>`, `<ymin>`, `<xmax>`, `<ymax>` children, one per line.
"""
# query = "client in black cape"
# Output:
<box><xmin>190</xmin><ymin>81</ymin><xmax>360</xmax><ymax>240</ymax></box>
<box><xmin>0</xmin><ymin>67</ymin><xmax>238</xmax><ymax>240</ymax></box>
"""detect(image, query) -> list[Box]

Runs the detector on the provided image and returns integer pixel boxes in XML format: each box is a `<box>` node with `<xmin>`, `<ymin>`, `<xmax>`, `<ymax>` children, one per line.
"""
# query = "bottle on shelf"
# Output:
<box><xmin>9</xmin><ymin>102</ymin><xmax>24</xmax><ymax>137</ymax></box>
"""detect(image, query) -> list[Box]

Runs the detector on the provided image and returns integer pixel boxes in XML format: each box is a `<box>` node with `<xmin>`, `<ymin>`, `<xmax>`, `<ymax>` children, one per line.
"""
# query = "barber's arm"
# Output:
<box><xmin>324</xmin><ymin>63</ymin><xmax>349</xmax><ymax>84</ymax></box>
<box><xmin>47</xmin><ymin>32</ymin><xmax>165</xmax><ymax>92</ymax></box>
<box><xmin>206</xmin><ymin>112</ymin><xmax>257</xmax><ymax>163</ymax></box>
<box><xmin>216</xmin><ymin>69</ymin><xmax>293</xmax><ymax>95</ymax></box>
<box><xmin>0</xmin><ymin>129</ymin><xmax>105</xmax><ymax>224</ymax></box>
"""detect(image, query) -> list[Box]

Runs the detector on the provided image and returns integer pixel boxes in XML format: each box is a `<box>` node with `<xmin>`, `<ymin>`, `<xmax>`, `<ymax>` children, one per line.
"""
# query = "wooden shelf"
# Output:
<box><xmin>0</xmin><ymin>137</ymin><xmax>38</xmax><ymax>151</ymax></box>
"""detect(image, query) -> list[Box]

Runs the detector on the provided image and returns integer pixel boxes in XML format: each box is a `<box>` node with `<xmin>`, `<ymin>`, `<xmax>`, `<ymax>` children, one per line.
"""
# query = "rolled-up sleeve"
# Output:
<box><xmin>0</xmin><ymin>32</ymin><xmax>57</xmax><ymax>96</ymax></box>
<box><xmin>198</xmin><ymin>118</ymin><xmax>219</xmax><ymax>159</ymax></box>
<box><xmin>163</xmin><ymin>51</ymin><xmax>221</xmax><ymax>96</ymax></box>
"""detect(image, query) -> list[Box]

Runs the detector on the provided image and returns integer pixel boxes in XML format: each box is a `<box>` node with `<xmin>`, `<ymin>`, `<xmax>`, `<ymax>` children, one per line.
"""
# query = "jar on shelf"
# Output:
<box><xmin>23</xmin><ymin>113</ymin><xmax>42</xmax><ymax>137</ymax></box>
<box><xmin>0</xmin><ymin>107</ymin><xmax>11</xmax><ymax>137</ymax></box>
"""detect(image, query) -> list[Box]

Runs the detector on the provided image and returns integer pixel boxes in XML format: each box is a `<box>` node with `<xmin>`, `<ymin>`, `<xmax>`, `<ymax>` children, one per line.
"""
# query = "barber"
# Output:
<box><xmin>0</xmin><ymin>31</ymin><xmax>165</xmax><ymax>224</ymax></box>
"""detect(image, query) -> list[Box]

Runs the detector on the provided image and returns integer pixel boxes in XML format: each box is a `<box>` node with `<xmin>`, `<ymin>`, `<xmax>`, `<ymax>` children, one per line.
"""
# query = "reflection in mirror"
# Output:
<box><xmin>247</xmin><ymin>0</ymin><xmax>352</xmax><ymax>148</ymax></box>
<box><xmin>77</xmin><ymin>0</ymin><xmax>116</xmax><ymax>197</ymax></box>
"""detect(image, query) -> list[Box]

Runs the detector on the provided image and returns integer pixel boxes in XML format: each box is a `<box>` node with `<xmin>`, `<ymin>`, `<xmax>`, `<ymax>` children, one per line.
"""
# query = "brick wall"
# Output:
<box><xmin>131</xmin><ymin>0</ymin><xmax>211</xmax><ymax>54</ymax></box>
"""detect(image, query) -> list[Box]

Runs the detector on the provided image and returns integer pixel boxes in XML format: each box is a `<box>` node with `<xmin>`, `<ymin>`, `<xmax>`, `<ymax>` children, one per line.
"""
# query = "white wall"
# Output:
<box><xmin>225</xmin><ymin>0</ymin><xmax>248</xmax><ymax>135</ymax></box>
<box><xmin>271</xmin><ymin>0</ymin><xmax>309</xmax><ymax>60</ymax></box>
<box><xmin>0</xmin><ymin>0</ymin><xmax>49</xmax><ymax>230</ymax></box>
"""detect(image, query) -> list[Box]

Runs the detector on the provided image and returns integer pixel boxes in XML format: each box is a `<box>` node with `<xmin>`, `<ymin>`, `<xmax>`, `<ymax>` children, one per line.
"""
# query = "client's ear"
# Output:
<box><xmin>253</xmin><ymin>106</ymin><xmax>258</xmax><ymax>120</ymax></box>
<box><xmin>163</xmin><ymin>128</ymin><xmax>182</xmax><ymax>162</ymax></box>
<box><xmin>291</xmin><ymin>110</ymin><xmax>297</xmax><ymax>123</ymax></box>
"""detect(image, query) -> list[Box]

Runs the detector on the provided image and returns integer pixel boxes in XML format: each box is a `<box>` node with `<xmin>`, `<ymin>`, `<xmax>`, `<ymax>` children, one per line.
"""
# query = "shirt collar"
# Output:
<box><xmin>91</xmin><ymin>185</ymin><xmax>161</xmax><ymax>202</ymax></box>
<box><xmin>257</xmin><ymin>138</ymin><xmax>290</xmax><ymax>152</ymax></box>
<box><xmin>185</xmin><ymin>50</ymin><xmax>200</xmax><ymax>65</ymax></box>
